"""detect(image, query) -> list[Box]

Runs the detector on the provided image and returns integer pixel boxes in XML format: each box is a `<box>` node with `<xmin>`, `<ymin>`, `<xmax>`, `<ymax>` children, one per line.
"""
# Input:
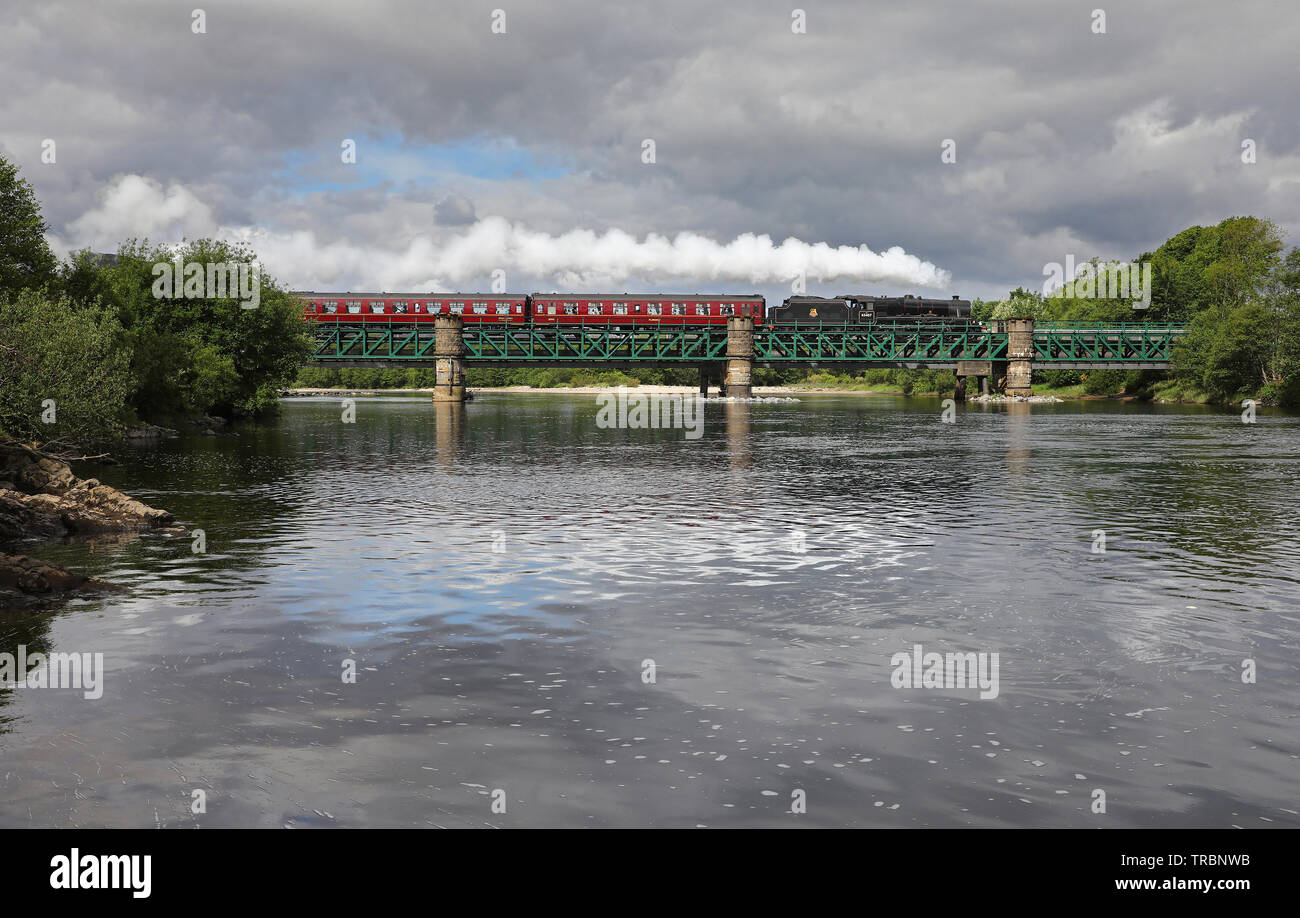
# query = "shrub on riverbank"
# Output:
<box><xmin>0</xmin><ymin>290</ymin><xmax>134</xmax><ymax>443</ymax></box>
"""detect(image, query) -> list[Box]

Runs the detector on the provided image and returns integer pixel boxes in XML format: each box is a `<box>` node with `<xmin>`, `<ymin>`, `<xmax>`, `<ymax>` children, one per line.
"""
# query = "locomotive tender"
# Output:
<box><xmin>296</xmin><ymin>292</ymin><xmax>972</xmax><ymax>326</ymax></box>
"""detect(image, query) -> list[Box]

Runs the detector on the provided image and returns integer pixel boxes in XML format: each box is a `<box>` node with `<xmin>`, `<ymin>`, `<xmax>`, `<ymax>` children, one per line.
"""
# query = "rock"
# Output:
<box><xmin>122</xmin><ymin>424</ymin><xmax>179</xmax><ymax>441</ymax></box>
<box><xmin>0</xmin><ymin>442</ymin><xmax>176</xmax><ymax>539</ymax></box>
<box><xmin>0</xmin><ymin>491</ymin><xmax>64</xmax><ymax>541</ymax></box>
<box><xmin>969</xmin><ymin>393</ymin><xmax>1063</xmax><ymax>404</ymax></box>
<box><xmin>0</xmin><ymin>553</ymin><xmax>124</xmax><ymax>610</ymax></box>
<box><xmin>0</xmin><ymin>449</ymin><xmax>77</xmax><ymax>494</ymax></box>
<box><xmin>20</xmin><ymin>487</ymin><xmax>174</xmax><ymax>534</ymax></box>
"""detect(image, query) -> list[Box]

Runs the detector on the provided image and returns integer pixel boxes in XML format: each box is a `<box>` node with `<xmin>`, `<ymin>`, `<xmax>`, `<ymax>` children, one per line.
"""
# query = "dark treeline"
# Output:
<box><xmin>1</xmin><ymin>155</ymin><xmax>312</xmax><ymax>445</ymax></box>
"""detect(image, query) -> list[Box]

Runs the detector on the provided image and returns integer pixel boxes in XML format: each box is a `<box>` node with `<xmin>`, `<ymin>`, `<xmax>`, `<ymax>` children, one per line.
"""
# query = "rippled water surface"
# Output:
<box><xmin>2</xmin><ymin>393</ymin><xmax>1298</xmax><ymax>827</ymax></box>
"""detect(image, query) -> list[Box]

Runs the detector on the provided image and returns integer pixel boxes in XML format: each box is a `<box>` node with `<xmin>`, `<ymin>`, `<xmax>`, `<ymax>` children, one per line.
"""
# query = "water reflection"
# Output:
<box><xmin>434</xmin><ymin>400</ymin><xmax>465</xmax><ymax>470</ymax></box>
<box><xmin>1</xmin><ymin>393</ymin><xmax>1297</xmax><ymax>828</ymax></box>
<box><xmin>724</xmin><ymin>401</ymin><xmax>751</xmax><ymax>470</ymax></box>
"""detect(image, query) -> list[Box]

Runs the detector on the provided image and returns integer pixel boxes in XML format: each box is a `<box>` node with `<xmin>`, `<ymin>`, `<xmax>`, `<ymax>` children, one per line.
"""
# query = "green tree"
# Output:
<box><xmin>989</xmin><ymin>286</ymin><xmax>1048</xmax><ymax>319</ymax></box>
<box><xmin>63</xmin><ymin>239</ymin><xmax>314</xmax><ymax>419</ymax></box>
<box><xmin>0</xmin><ymin>155</ymin><xmax>58</xmax><ymax>296</ymax></box>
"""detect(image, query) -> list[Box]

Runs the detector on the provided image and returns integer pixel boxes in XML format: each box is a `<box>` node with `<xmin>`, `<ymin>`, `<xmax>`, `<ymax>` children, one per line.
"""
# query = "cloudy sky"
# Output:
<box><xmin>3</xmin><ymin>0</ymin><xmax>1298</xmax><ymax>302</ymax></box>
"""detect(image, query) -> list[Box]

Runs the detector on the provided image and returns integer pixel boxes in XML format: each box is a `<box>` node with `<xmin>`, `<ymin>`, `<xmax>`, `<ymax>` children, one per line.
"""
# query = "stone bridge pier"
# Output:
<box><xmin>725</xmin><ymin>315</ymin><xmax>754</xmax><ymax>399</ymax></box>
<box><xmin>1004</xmin><ymin>317</ymin><xmax>1035</xmax><ymax>397</ymax></box>
<box><xmin>433</xmin><ymin>314</ymin><xmax>466</xmax><ymax>402</ymax></box>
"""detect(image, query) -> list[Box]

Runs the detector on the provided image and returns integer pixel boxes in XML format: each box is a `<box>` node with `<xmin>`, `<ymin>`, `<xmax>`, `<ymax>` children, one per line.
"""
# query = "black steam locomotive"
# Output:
<box><xmin>769</xmin><ymin>294</ymin><xmax>972</xmax><ymax>324</ymax></box>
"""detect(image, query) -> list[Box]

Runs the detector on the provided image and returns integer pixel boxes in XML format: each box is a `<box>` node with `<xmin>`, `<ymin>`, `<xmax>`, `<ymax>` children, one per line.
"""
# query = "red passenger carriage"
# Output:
<box><xmin>527</xmin><ymin>293</ymin><xmax>764</xmax><ymax>325</ymax></box>
<box><xmin>298</xmin><ymin>293</ymin><xmax>528</xmax><ymax>324</ymax></box>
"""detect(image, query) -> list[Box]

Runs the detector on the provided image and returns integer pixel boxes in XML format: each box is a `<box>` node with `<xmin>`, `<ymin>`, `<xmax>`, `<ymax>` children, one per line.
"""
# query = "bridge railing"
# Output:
<box><xmin>308</xmin><ymin>318</ymin><xmax>1189</xmax><ymax>364</ymax></box>
<box><xmin>1032</xmin><ymin>321</ymin><xmax>1186</xmax><ymax>332</ymax></box>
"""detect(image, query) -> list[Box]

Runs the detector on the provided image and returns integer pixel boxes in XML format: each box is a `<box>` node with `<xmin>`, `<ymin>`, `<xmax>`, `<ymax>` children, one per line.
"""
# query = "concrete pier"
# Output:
<box><xmin>433</xmin><ymin>315</ymin><xmax>466</xmax><ymax>402</ymax></box>
<box><xmin>725</xmin><ymin>315</ymin><xmax>754</xmax><ymax>399</ymax></box>
<box><xmin>956</xmin><ymin>360</ymin><xmax>991</xmax><ymax>403</ymax></box>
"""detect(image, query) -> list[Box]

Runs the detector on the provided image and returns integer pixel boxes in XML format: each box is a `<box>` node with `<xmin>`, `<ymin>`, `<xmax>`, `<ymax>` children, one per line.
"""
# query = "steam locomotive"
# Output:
<box><xmin>296</xmin><ymin>292</ymin><xmax>972</xmax><ymax>326</ymax></box>
<box><xmin>769</xmin><ymin>294</ymin><xmax>971</xmax><ymax>324</ymax></box>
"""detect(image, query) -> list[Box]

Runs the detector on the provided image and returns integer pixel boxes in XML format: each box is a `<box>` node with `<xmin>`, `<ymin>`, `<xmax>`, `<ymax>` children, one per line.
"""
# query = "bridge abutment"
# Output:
<box><xmin>433</xmin><ymin>315</ymin><xmax>466</xmax><ymax>402</ymax></box>
<box><xmin>725</xmin><ymin>316</ymin><xmax>754</xmax><ymax>399</ymax></box>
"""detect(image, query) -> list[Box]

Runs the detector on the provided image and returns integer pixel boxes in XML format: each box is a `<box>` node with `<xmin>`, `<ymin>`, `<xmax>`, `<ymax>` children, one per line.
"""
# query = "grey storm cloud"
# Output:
<box><xmin>435</xmin><ymin>193</ymin><xmax>478</xmax><ymax>227</ymax></box>
<box><xmin>1</xmin><ymin>0</ymin><xmax>1298</xmax><ymax>300</ymax></box>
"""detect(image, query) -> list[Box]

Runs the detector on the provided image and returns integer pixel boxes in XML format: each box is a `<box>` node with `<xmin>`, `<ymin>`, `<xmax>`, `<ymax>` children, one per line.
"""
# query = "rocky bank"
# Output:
<box><xmin>0</xmin><ymin>440</ymin><xmax>178</xmax><ymax>610</ymax></box>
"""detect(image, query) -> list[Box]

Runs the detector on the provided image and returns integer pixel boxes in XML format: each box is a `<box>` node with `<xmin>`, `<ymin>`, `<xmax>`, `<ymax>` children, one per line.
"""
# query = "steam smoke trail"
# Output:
<box><xmin>430</xmin><ymin>217</ymin><xmax>950</xmax><ymax>289</ymax></box>
<box><xmin>55</xmin><ymin>176</ymin><xmax>951</xmax><ymax>290</ymax></box>
<box><xmin>238</xmin><ymin>217</ymin><xmax>950</xmax><ymax>291</ymax></box>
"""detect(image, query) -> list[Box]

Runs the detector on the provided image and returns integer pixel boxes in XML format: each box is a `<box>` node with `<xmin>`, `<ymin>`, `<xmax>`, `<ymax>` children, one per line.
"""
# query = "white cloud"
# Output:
<box><xmin>58</xmin><ymin>175</ymin><xmax>217</xmax><ymax>253</ymax></box>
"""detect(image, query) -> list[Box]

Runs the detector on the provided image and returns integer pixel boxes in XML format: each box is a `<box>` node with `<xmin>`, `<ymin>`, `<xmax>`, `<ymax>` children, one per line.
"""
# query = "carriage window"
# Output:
<box><xmin>324</xmin><ymin>301</ymin><xmax>338</xmax><ymax>313</ymax></box>
<box><xmin>720</xmin><ymin>304</ymin><xmax>735</xmax><ymax>316</ymax></box>
<box><xmin>671</xmin><ymin>303</ymin><xmax>685</xmax><ymax>316</ymax></box>
<box><xmin>495</xmin><ymin>303</ymin><xmax>511</xmax><ymax>315</ymax></box>
<box><xmin>369</xmin><ymin>301</ymin><xmax>386</xmax><ymax>313</ymax></box>
<box><xmin>346</xmin><ymin>300</ymin><xmax>362</xmax><ymax>314</ymax></box>
<box><xmin>587</xmin><ymin>304</ymin><xmax>602</xmax><ymax>315</ymax></box>
<box><xmin>647</xmin><ymin>304</ymin><xmax>661</xmax><ymax>316</ymax></box>
<box><xmin>394</xmin><ymin>301</ymin><xmax>408</xmax><ymax>314</ymax></box>
<box><xmin>563</xmin><ymin>303</ymin><xmax>577</xmax><ymax>315</ymax></box>
<box><xmin>472</xmin><ymin>302</ymin><xmax>488</xmax><ymax>315</ymax></box>
<box><xmin>693</xmin><ymin>304</ymin><xmax>709</xmax><ymax>315</ymax></box>
<box><xmin>450</xmin><ymin>302</ymin><xmax>464</xmax><ymax>314</ymax></box>
<box><xmin>546</xmin><ymin>304</ymin><xmax>556</xmax><ymax>315</ymax></box>
<box><xmin>612</xmin><ymin>304</ymin><xmax>628</xmax><ymax>315</ymax></box>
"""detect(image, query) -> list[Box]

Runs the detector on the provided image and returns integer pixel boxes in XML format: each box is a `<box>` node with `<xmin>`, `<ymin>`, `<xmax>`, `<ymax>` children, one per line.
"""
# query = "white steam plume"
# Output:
<box><xmin>427</xmin><ymin>217</ymin><xmax>950</xmax><ymax>290</ymax></box>
<box><xmin>53</xmin><ymin>176</ymin><xmax>950</xmax><ymax>291</ymax></box>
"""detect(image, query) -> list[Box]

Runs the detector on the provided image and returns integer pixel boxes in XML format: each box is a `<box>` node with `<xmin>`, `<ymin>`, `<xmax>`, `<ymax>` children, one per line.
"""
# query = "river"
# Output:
<box><xmin>2</xmin><ymin>393</ymin><xmax>1297</xmax><ymax>827</ymax></box>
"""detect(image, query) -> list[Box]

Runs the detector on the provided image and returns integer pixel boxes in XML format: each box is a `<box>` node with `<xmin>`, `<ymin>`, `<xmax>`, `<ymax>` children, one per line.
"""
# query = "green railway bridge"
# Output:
<box><xmin>308</xmin><ymin>316</ymin><xmax>1187</xmax><ymax>402</ymax></box>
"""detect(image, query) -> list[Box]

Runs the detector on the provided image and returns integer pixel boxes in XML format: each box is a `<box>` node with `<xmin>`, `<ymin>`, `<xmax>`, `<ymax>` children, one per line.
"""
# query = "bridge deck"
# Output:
<box><xmin>309</xmin><ymin>320</ymin><xmax>1187</xmax><ymax>368</ymax></box>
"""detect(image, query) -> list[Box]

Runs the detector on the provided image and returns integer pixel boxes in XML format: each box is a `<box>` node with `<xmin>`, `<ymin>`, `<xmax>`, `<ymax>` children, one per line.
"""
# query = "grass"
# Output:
<box><xmin>1030</xmin><ymin>382</ymin><xmax>1087</xmax><ymax>398</ymax></box>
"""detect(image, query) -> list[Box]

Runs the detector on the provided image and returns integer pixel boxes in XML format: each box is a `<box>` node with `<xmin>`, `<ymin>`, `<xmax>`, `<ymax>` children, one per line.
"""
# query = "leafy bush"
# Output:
<box><xmin>0</xmin><ymin>290</ymin><xmax>133</xmax><ymax>443</ymax></box>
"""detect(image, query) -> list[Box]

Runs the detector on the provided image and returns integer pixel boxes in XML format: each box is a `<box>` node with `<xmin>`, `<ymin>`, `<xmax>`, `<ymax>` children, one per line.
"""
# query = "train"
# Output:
<box><xmin>295</xmin><ymin>292</ymin><xmax>972</xmax><ymax>326</ymax></box>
